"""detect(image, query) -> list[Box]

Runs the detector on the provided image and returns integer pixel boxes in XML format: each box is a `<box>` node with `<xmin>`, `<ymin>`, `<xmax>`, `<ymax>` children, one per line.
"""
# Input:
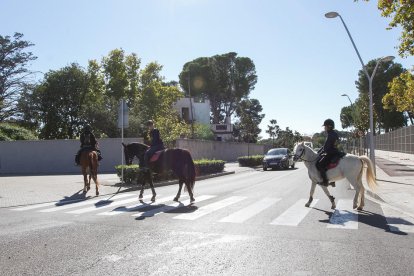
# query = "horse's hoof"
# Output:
<box><xmin>151</xmin><ymin>196</ymin><xmax>156</xmax><ymax>202</ymax></box>
<box><xmin>96</xmin><ymin>191</ymin><xmax>99</xmax><ymax>196</ymax></box>
<box><xmin>353</xmin><ymin>205</ymin><xmax>358</xmax><ymax>209</ymax></box>
<box><xmin>138</xmin><ymin>195</ymin><xmax>143</xmax><ymax>200</ymax></box>
<box><xmin>305</xmin><ymin>203</ymin><xmax>310</xmax><ymax>207</ymax></box>
<box><xmin>190</xmin><ymin>198</ymin><xmax>195</xmax><ymax>203</ymax></box>
<box><xmin>331</xmin><ymin>204</ymin><xmax>336</xmax><ymax>209</ymax></box>
<box><xmin>173</xmin><ymin>197</ymin><xmax>179</xmax><ymax>202</ymax></box>
<box><xmin>87</xmin><ymin>187</ymin><xmax>90</xmax><ymax>191</ymax></box>
<box><xmin>357</xmin><ymin>206</ymin><xmax>363</xmax><ymax>211</ymax></box>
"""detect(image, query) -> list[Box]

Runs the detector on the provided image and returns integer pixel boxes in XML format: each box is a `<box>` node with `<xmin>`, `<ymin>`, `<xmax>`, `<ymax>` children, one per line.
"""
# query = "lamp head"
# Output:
<box><xmin>325</xmin><ymin>12</ymin><xmax>339</xmax><ymax>18</ymax></box>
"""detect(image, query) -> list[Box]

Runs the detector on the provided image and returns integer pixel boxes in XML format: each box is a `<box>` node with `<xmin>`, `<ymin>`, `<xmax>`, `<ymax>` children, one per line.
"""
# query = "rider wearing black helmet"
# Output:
<box><xmin>316</xmin><ymin>119</ymin><xmax>339</xmax><ymax>186</ymax></box>
<box><xmin>75</xmin><ymin>125</ymin><xmax>103</xmax><ymax>165</ymax></box>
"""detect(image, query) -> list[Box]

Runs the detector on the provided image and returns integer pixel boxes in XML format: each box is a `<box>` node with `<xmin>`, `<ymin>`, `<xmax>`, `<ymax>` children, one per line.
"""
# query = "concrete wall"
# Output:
<box><xmin>0</xmin><ymin>138</ymin><xmax>142</xmax><ymax>175</ymax></box>
<box><xmin>176</xmin><ymin>138</ymin><xmax>265</xmax><ymax>161</ymax></box>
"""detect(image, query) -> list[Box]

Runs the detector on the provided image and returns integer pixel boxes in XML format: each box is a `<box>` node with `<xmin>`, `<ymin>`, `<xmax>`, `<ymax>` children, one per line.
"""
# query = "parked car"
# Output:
<box><xmin>262</xmin><ymin>148</ymin><xmax>295</xmax><ymax>171</ymax></box>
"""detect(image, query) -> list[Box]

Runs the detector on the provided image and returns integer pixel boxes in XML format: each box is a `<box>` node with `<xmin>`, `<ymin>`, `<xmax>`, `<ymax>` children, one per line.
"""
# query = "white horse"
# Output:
<box><xmin>293</xmin><ymin>142</ymin><xmax>377</xmax><ymax>210</ymax></box>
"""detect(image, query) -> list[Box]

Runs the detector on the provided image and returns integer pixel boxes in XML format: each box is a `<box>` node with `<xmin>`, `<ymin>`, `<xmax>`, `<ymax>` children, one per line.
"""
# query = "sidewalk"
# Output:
<box><xmin>367</xmin><ymin>150</ymin><xmax>414</xmax><ymax>218</ymax></box>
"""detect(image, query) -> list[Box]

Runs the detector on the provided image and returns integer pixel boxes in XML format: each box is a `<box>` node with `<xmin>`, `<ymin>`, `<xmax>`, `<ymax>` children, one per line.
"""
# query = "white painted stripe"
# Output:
<box><xmin>12</xmin><ymin>201</ymin><xmax>65</xmax><ymax>211</ymax></box>
<box><xmin>270</xmin><ymin>199</ymin><xmax>319</xmax><ymax>226</ymax></box>
<box><xmin>381</xmin><ymin>205</ymin><xmax>414</xmax><ymax>233</ymax></box>
<box><xmin>132</xmin><ymin>195</ymin><xmax>215</xmax><ymax>218</ymax></box>
<box><xmin>327</xmin><ymin>199</ymin><xmax>358</xmax><ymax>229</ymax></box>
<box><xmin>219</xmin><ymin>197</ymin><xmax>281</xmax><ymax>223</ymax></box>
<box><xmin>39</xmin><ymin>193</ymin><xmax>136</xmax><ymax>213</ymax></box>
<box><xmin>97</xmin><ymin>195</ymin><xmax>176</xmax><ymax>216</ymax></box>
<box><xmin>173</xmin><ymin>196</ymin><xmax>246</xmax><ymax>220</ymax></box>
<box><xmin>66</xmin><ymin>196</ymin><xmax>142</xmax><ymax>214</ymax></box>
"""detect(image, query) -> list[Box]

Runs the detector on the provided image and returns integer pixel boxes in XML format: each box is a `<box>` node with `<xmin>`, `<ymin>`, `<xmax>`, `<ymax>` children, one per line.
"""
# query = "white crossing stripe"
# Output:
<box><xmin>381</xmin><ymin>205</ymin><xmax>414</xmax><ymax>233</ymax></box>
<box><xmin>173</xmin><ymin>196</ymin><xmax>246</xmax><ymax>220</ymax></box>
<box><xmin>38</xmin><ymin>193</ymin><xmax>136</xmax><ymax>213</ymax></box>
<box><xmin>219</xmin><ymin>197</ymin><xmax>281</xmax><ymax>223</ymax></box>
<box><xmin>66</xmin><ymin>196</ymin><xmax>143</xmax><ymax>214</ymax></box>
<box><xmin>132</xmin><ymin>195</ymin><xmax>215</xmax><ymax>218</ymax></box>
<box><xmin>270</xmin><ymin>199</ymin><xmax>319</xmax><ymax>226</ymax></box>
<box><xmin>327</xmin><ymin>199</ymin><xmax>358</xmax><ymax>229</ymax></box>
<box><xmin>98</xmin><ymin>195</ymin><xmax>177</xmax><ymax>216</ymax></box>
<box><xmin>12</xmin><ymin>201</ymin><xmax>68</xmax><ymax>211</ymax></box>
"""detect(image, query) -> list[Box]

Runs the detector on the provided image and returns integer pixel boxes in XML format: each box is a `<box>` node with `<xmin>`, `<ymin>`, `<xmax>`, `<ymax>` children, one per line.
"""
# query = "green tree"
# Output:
<box><xmin>383</xmin><ymin>71</ymin><xmax>414</xmax><ymax>124</ymax></box>
<box><xmin>19</xmin><ymin>63</ymin><xmax>89</xmax><ymax>139</ymax></box>
<box><xmin>266</xmin><ymin>119</ymin><xmax>280</xmax><ymax>145</ymax></box>
<box><xmin>0</xmin><ymin>122</ymin><xmax>37</xmax><ymax>141</ymax></box>
<box><xmin>179</xmin><ymin>52</ymin><xmax>257</xmax><ymax>124</ymax></box>
<box><xmin>356</xmin><ymin>0</ymin><xmax>414</xmax><ymax>57</ymax></box>
<box><xmin>340</xmin><ymin>106</ymin><xmax>355</xmax><ymax>129</ymax></box>
<box><xmin>234</xmin><ymin>98</ymin><xmax>265</xmax><ymax>143</ymax></box>
<box><xmin>355</xmin><ymin>59</ymin><xmax>405</xmax><ymax>132</ymax></box>
<box><xmin>0</xmin><ymin>33</ymin><xmax>37</xmax><ymax>121</ymax></box>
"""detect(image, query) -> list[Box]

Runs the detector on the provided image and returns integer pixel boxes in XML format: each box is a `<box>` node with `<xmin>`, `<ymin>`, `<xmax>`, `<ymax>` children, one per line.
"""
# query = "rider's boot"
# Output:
<box><xmin>320</xmin><ymin>170</ymin><xmax>329</xmax><ymax>186</ymax></box>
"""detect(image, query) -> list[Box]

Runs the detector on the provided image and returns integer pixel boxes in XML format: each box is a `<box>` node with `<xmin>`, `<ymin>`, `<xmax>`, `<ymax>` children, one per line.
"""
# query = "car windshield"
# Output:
<box><xmin>267</xmin><ymin>149</ymin><xmax>287</xmax><ymax>156</ymax></box>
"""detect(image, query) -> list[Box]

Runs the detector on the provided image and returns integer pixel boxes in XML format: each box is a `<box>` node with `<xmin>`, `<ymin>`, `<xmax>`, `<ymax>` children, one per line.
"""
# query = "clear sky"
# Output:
<box><xmin>1</xmin><ymin>0</ymin><xmax>413</xmax><ymax>138</ymax></box>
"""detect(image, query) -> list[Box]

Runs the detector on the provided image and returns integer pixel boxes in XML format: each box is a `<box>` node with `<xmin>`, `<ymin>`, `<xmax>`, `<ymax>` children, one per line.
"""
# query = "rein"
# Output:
<box><xmin>295</xmin><ymin>147</ymin><xmax>319</xmax><ymax>163</ymax></box>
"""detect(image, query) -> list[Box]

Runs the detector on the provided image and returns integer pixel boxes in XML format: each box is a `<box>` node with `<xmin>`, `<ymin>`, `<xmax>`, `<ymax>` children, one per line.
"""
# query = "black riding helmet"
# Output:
<box><xmin>322</xmin><ymin>119</ymin><xmax>335</xmax><ymax>128</ymax></box>
<box><xmin>83</xmin><ymin>124</ymin><xmax>91</xmax><ymax>132</ymax></box>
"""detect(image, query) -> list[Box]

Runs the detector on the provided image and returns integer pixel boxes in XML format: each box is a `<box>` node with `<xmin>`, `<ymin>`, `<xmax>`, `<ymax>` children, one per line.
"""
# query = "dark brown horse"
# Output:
<box><xmin>80</xmin><ymin>150</ymin><xmax>99</xmax><ymax>196</ymax></box>
<box><xmin>122</xmin><ymin>142</ymin><xmax>196</xmax><ymax>202</ymax></box>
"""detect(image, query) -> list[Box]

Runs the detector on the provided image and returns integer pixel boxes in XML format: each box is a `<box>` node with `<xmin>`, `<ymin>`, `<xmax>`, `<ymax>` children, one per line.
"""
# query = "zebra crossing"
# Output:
<box><xmin>9</xmin><ymin>192</ymin><xmax>414</xmax><ymax>233</ymax></box>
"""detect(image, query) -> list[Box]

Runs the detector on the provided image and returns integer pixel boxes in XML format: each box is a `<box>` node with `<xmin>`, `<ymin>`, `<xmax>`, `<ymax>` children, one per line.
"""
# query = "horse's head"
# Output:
<box><xmin>122</xmin><ymin>142</ymin><xmax>148</xmax><ymax>165</ymax></box>
<box><xmin>293</xmin><ymin>142</ymin><xmax>306</xmax><ymax>161</ymax></box>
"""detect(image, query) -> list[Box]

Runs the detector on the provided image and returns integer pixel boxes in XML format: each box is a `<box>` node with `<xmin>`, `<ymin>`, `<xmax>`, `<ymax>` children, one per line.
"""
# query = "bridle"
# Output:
<box><xmin>294</xmin><ymin>146</ymin><xmax>319</xmax><ymax>163</ymax></box>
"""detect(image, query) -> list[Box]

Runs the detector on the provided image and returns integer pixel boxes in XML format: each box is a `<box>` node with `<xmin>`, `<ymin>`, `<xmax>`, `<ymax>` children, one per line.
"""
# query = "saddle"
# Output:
<box><xmin>149</xmin><ymin>150</ymin><xmax>164</xmax><ymax>163</ymax></box>
<box><xmin>326</xmin><ymin>152</ymin><xmax>347</xmax><ymax>170</ymax></box>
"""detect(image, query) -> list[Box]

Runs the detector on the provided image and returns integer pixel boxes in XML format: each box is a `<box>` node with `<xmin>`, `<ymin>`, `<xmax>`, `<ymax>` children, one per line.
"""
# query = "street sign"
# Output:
<box><xmin>118</xmin><ymin>99</ymin><xmax>129</xmax><ymax>128</ymax></box>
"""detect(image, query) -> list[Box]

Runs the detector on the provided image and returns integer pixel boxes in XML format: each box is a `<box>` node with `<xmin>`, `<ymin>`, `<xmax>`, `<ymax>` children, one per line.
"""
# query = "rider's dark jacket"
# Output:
<box><xmin>148</xmin><ymin>128</ymin><xmax>164</xmax><ymax>148</ymax></box>
<box><xmin>318</xmin><ymin>129</ymin><xmax>339</xmax><ymax>155</ymax></box>
<box><xmin>80</xmin><ymin>131</ymin><xmax>97</xmax><ymax>148</ymax></box>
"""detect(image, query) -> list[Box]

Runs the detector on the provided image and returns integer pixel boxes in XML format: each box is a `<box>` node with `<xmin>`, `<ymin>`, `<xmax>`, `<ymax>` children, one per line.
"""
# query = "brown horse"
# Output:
<box><xmin>79</xmin><ymin>150</ymin><xmax>99</xmax><ymax>196</ymax></box>
<box><xmin>122</xmin><ymin>142</ymin><xmax>196</xmax><ymax>202</ymax></box>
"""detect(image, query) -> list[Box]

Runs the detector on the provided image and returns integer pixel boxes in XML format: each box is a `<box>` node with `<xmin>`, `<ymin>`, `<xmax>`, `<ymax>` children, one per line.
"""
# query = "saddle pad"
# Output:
<box><xmin>150</xmin><ymin>150</ymin><xmax>163</xmax><ymax>162</ymax></box>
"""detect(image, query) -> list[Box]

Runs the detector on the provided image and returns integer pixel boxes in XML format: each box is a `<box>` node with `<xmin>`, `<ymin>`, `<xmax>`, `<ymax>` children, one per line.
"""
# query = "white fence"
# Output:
<box><xmin>0</xmin><ymin>138</ymin><xmax>266</xmax><ymax>175</ymax></box>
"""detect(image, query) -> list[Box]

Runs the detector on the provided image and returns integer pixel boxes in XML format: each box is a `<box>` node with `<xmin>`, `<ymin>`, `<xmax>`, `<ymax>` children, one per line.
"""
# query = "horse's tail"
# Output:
<box><xmin>359</xmin><ymin>156</ymin><xmax>377</xmax><ymax>191</ymax></box>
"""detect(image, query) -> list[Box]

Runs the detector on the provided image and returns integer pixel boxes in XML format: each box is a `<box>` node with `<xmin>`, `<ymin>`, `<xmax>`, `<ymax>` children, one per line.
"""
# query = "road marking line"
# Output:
<box><xmin>327</xmin><ymin>199</ymin><xmax>358</xmax><ymax>229</ymax></box>
<box><xmin>66</xmin><ymin>196</ymin><xmax>144</xmax><ymax>214</ymax></box>
<box><xmin>270</xmin><ymin>199</ymin><xmax>319</xmax><ymax>226</ymax></box>
<box><xmin>381</xmin><ymin>205</ymin><xmax>414</xmax><ymax>233</ymax></box>
<box><xmin>173</xmin><ymin>196</ymin><xmax>246</xmax><ymax>220</ymax></box>
<box><xmin>97</xmin><ymin>195</ymin><xmax>178</xmax><ymax>216</ymax></box>
<box><xmin>132</xmin><ymin>195</ymin><xmax>215</xmax><ymax>218</ymax></box>
<box><xmin>219</xmin><ymin>197</ymin><xmax>281</xmax><ymax>223</ymax></box>
<box><xmin>11</xmin><ymin>201</ymin><xmax>67</xmax><ymax>211</ymax></box>
<box><xmin>38</xmin><ymin>193</ymin><xmax>136</xmax><ymax>213</ymax></box>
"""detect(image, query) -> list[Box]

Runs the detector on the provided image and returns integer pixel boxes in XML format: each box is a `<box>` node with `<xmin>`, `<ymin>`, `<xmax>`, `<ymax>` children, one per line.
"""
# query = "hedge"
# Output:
<box><xmin>115</xmin><ymin>159</ymin><xmax>225</xmax><ymax>184</ymax></box>
<box><xmin>0</xmin><ymin>123</ymin><xmax>38</xmax><ymax>141</ymax></box>
<box><xmin>237</xmin><ymin>155</ymin><xmax>264</xmax><ymax>167</ymax></box>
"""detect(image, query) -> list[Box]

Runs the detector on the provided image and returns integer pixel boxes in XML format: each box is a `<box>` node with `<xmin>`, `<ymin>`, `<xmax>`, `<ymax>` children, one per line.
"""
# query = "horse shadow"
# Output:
<box><xmin>315</xmin><ymin>207</ymin><xmax>412</xmax><ymax>235</ymax></box>
<box><xmin>55</xmin><ymin>190</ymin><xmax>91</xmax><ymax>206</ymax></box>
<box><xmin>134</xmin><ymin>200</ymin><xmax>198</xmax><ymax>221</ymax></box>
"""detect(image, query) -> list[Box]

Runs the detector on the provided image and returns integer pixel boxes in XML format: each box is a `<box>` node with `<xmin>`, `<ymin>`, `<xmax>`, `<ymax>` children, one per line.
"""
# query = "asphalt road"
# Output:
<box><xmin>1</xmin><ymin>163</ymin><xmax>413</xmax><ymax>275</ymax></box>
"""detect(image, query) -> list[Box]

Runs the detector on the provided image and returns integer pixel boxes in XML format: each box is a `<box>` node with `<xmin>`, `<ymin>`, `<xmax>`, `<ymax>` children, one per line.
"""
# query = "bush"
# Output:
<box><xmin>238</xmin><ymin>155</ymin><xmax>264</xmax><ymax>167</ymax></box>
<box><xmin>0</xmin><ymin>123</ymin><xmax>38</xmax><ymax>141</ymax></box>
<box><xmin>115</xmin><ymin>159</ymin><xmax>226</xmax><ymax>184</ymax></box>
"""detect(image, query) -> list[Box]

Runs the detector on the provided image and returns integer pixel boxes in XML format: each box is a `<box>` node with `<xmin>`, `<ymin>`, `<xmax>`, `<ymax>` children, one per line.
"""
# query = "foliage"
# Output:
<box><xmin>383</xmin><ymin>71</ymin><xmax>414</xmax><ymax>124</ymax></box>
<box><xmin>355</xmin><ymin>59</ymin><xmax>406</xmax><ymax>132</ymax></box>
<box><xmin>356</xmin><ymin>0</ymin><xmax>414</xmax><ymax>57</ymax></box>
<box><xmin>115</xmin><ymin>159</ymin><xmax>225</xmax><ymax>183</ymax></box>
<box><xmin>340</xmin><ymin>106</ymin><xmax>355</xmax><ymax>129</ymax></box>
<box><xmin>0</xmin><ymin>123</ymin><xmax>37</xmax><ymax>141</ymax></box>
<box><xmin>0</xmin><ymin>33</ymin><xmax>37</xmax><ymax>121</ymax></box>
<box><xmin>179</xmin><ymin>52</ymin><xmax>258</xmax><ymax>124</ymax></box>
<box><xmin>266</xmin><ymin>119</ymin><xmax>280</xmax><ymax>145</ymax></box>
<box><xmin>233</xmin><ymin>98</ymin><xmax>265</xmax><ymax>143</ymax></box>
<box><xmin>193</xmin><ymin>123</ymin><xmax>215</xmax><ymax>140</ymax></box>
<box><xmin>237</xmin><ymin>155</ymin><xmax>264</xmax><ymax>167</ymax></box>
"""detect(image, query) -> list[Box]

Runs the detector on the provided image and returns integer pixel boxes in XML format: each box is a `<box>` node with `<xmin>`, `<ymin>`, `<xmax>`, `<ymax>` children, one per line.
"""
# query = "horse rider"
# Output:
<box><xmin>75</xmin><ymin>125</ymin><xmax>103</xmax><ymax>165</ymax></box>
<box><xmin>316</xmin><ymin>119</ymin><xmax>339</xmax><ymax>186</ymax></box>
<box><xmin>142</xmin><ymin>120</ymin><xmax>165</xmax><ymax>171</ymax></box>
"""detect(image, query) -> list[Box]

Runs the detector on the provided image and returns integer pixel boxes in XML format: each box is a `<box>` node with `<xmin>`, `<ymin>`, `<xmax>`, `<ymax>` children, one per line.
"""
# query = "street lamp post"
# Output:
<box><xmin>325</xmin><ymin>11</ymin><xmax>394</xmax><ymax>174</ymax></box>
<box><xmin>341</xmin><ymin>93</ymin><xmax>356</xmax><ymax>154</ymax></box>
